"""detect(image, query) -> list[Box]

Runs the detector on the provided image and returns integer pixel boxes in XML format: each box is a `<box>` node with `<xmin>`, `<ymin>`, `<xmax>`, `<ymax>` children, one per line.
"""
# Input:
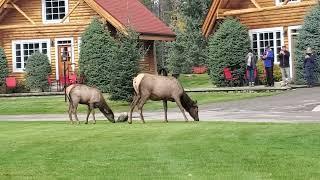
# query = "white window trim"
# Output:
<box><xmin>275</xmin><ymin>0</ymin><xmax>301</xmax><ymax>6</ymax></box>
<box><xmin>288</xmin><ymin>25</ymin><xmax>302</xmax><ymax>78</ymax></box>
<box><xmin>55</xmin><ymin>37</ymin><xmax>75</xmax><ymax>80</ymax></box>
<box><xmin>12</xmin><ymin>39</ymin><xmax>51</xmax><ymax>73</ymax></box>
<box><xmin>41</xmin><ymin>0</ymin><xmax>69</xmax><ymax>24</ymax></box>
<box><xmin>249</xmin><ymin>27</ymin><xmax>285</xmax><ymax>64</ymax></box>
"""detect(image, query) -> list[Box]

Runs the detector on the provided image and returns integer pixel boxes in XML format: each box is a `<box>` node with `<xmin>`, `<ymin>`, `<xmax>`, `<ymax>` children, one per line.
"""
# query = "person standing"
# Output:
<box><xmin>304</xmin><ymin>47</ymin><xmax>316</xmax><ymax>88</ymax></box>
<box><xmin>245</xmin><ymin>49</ymin><xmax>257</xmax><ymax>87</ymax></box>
<box><xmin>279</xmin><ymin>45</ymin><xmax>291</xmax><ymax>86</ymax></box>
<box><xmin>261</xmin><ymin>46</ymin><xmax>274</xmax><ymax>87</ymax></box>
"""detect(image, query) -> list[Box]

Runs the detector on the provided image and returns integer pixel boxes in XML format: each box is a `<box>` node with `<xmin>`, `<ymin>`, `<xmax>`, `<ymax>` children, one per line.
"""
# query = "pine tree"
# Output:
<box><xmin>166</xmin><ymin>0</ymin><xmax>210</xmax><ymax>74</ymax></box>
<box><xmin>0</xmin><ymin>47</ymin><xmax>8</xmax><ymax>87</ymax></box>
<box><xmin>207</xmin><ymin>18</ymin><xmax>250</xmax><ymax>86</ymax></box>
<box><xmin>79</xmin><ymin>18</ymin><xmax>117</xmax><ymax>92</ymax></box>
<box><xmin>295</xmin><ymin>5</ymin><xmax>320</xmax><ymax>84</ymax></box>
<box><xmin>109</xmin><ymin>30</ymin><xmax>142</xmax><ymax>101</ymax></box>
<box><xmin>25</xmin><ymin>52</ymin><xmax>51</xmax><ymax>91</ymax></box>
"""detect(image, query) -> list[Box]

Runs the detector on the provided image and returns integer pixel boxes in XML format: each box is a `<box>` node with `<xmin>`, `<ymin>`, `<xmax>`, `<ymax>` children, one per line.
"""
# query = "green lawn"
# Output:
<box><xmin>0</xmin><ymin>92</ymin><xmax>276</xmax><ymax>115</ymax></box>
<box><xmin>178</xmin><ymin>74</ymin><xmax>211</xmax><ymax>89</ymax></box>
<box><xmin>0</xmin><ymin>122</ymin><xmax>319</xmax><ymax>179</ymax></box>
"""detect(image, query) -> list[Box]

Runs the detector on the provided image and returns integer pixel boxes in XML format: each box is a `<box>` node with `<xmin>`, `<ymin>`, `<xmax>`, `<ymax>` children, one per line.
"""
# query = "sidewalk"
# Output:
<box><xmin>0</xmin><ymin>84</ymin><xmax>306</xmax><ymax>97</ymax></box>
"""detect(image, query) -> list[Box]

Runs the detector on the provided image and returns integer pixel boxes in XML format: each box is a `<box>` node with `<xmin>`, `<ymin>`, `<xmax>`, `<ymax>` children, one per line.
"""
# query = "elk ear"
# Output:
<box><xmin>195</xmin><ymin>100</ymin><xmax>198</xmax><ymax>104</ymax></box>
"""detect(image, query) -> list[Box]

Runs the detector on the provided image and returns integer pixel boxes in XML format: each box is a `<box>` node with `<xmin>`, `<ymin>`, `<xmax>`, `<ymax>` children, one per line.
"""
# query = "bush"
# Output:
<box><xmin>0</xmin><ymin>47</ymin><xmax>9</xmax><ymax>87</ymax></box>
<box><xmin>109</xmin><ymin>30</ymin><xmax>142</xmax><ymax>101</ymax></box>
<box><xmin>207</xmin><ymin>18</ymin><xmax>250</xmax><ymax>86</ymax></box>
<box><xmin>295</xmin><ymin>5</ymin><xmax>320</xmax><ymax>84</ymax></box>
<box><xmin>256</xmin><ymin>59</ymin><xmax>282</xmax><ymax>85</ymax></box>
<box><xmin>25</xmin><ymin>52</ymin><xmax>51</xmax><ymax>91</ymax></box>
<box><xmin>79</xmin><ymin>18</ymin><xmax>117</xmax><ymax>92</ymax></box>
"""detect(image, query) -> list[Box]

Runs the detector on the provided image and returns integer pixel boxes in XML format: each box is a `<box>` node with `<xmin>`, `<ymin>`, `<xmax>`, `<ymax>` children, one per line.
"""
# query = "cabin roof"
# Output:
<box><xmin>0</xmin><ymin>0</ymin><xmax>175</xmax><ymax>40</ymax></box>
<box><xmin>202</xmin><ymin>0</ymin><xmax>318</xmax><ymax>38</ymax></box>
<box><xmin>94</xmin><ymin>0</ymin><xmax>175</xmax><ymax>37</ymax></box>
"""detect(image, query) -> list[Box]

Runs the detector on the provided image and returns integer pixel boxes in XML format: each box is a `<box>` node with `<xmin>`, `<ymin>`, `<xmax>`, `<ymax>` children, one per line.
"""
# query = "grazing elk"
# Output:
<box><xmin>66</xmin><ymin>84</ymin><xmax>115</xmax><ymax>124</ymax></box>
<box><xmin>128</xmin><ymin>73</ymin><xmax>199</xmax><ymax>124</ymax></box>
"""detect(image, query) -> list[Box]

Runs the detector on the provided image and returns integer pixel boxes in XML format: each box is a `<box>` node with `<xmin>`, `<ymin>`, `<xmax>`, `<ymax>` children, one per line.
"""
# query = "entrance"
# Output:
<box><xmin>288</xmin><ymin>26</ymin><xmax>301</xmax><ymax>81</ymax></box>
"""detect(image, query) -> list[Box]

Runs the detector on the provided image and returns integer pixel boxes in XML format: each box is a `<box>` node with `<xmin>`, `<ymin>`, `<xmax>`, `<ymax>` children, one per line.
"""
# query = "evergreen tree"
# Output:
<box><xmin>109</xmin><ymin>30</ymin><xmax>142</xmax><ymax>101</ymax></box>
<box><xmin>166</xmin><ymin>0</ymin><xmax>210</xmax><ymax>74</ymax></box>
<box><xmin>0</xmin><ymin>47</ymin><xmax>8</xmax><ymax>87</ymax></box>
<box><xmin>79</xmin><ymin>18</ymin><xmax>117</xmax><ymax>92</ymax></box>
<box><xmin>25</xmin><ymin>52</ymin><xmax>51</xmax><ymax>91</ymax></box>
<box><xmin>295</xmin><ymin>5</ymin><xmax>320</xmax><ymax>84</ymax></box>
<box><xmin>207</xmin><ymin>18</ymin><xmax>250</xmax><ymax>86</ymax></box>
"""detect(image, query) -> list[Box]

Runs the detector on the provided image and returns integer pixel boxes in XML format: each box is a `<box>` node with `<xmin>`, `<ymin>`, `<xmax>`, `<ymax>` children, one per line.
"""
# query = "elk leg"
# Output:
<box><xmin>163</xmin><ymin>100</ymin><xmax>168</xmax><ymax>123</ymax></box>
<box><xmin>137</xmin><ymin>96</ymin><xmax>148</xmax><ymax>124</ymax></box>
<box><xmin>73</xmin><ymin>103</ymin><xmax>80</xmax><ymax>125</ymax></box>
<box><xmin>90</xmin><ymin>104</ymin><xmax>96</xmax><ymax>124</ymax></box>
<box><xmin>174</xmin><ymin>97</ymin><xmax>189</xmax><ymax>122</ymax></box>
<box><xmin>85</xmin><ymin>105</ymin><xmax>91</xmax><ymax>124</ymax></box>
<box><xmin>128</xmin><ymin>95</ymin><xmax>140</xmax><ymax>124</ymax></box>
<box><xmin>68</xmin><ymin>103</ymin><xmax>74</xmax><ymax>124</ymax></box>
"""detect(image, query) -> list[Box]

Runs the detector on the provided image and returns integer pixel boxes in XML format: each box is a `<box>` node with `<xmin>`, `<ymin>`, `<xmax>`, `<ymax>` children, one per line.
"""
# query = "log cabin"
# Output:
<box><xmin>0</xmin><ymin>0</ymin><xmax>175</xmax><ymax>82</ymax></box>
<box><xmin>202</xmin><ymin>0</ymin><xmax>318</xmax><ymax>80</ymax></box>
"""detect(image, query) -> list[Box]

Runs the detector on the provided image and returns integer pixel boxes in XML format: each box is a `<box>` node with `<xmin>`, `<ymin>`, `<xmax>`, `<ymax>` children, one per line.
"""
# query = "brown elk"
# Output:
<box><xmin>66</xmin><ymin>84</ymin><xmax>115</xmax><ymax>124</ymax></box>
<box><xmin>128</xmin><ymin>73</ymin><xmax>199</xmax><ymax>124</ymax></box>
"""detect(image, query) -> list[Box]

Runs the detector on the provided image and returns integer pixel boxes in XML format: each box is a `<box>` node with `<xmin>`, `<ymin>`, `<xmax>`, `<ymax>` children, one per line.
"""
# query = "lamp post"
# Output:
<box><xmin>62</xmin><ymin>48</ymin><xmax>68</xmax><ymax>102</ymax></box>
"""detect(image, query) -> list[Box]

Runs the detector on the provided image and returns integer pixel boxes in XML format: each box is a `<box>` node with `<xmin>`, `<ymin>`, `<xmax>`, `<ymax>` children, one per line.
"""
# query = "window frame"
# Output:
<box><xmin>54</xmin><ymin>37</ymin><xmax>74</xmax><ymax>80</ymax></box>
<box><xmin>249</xmin><ymin>27</ymin><xmax>284</xmax><ymax>64</ymax></box>
<box><xmin>41</xmin><ymin>0</ymin><xmax>69</xmax><ymax>24</ymax></box>
<box><xmin>275</xmin><ymin>0</ymin><xmax>301</xmax><ymax>6</ymax></box>
<box><xmin>12</xmin><ymin>39</ymin><xmax>51</xmax><ymax>72</ymax></box>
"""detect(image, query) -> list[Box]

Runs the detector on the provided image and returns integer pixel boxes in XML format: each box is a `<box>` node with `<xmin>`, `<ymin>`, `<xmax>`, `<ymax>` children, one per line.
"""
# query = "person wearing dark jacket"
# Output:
<box><xmin>245</xmin><ymin>49</ymin><xmax>257</xmax><ymax>87</ymax></box>
<box><xmin>304</xmin><ymin>47</ymin><xmax>316</xmax><ymax>88</ymax></box>
<box><xmin>278</xmin><ymin>46</ymin><xmax>291</xmax><ymax>86</ymax></box>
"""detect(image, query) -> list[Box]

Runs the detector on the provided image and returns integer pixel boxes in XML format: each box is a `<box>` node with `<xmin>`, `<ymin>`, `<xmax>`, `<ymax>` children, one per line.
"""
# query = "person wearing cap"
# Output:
<box><xmin>304</xmin><ymin>47</ymin><xmax>316</xmax><ymax>88</ymax></box>
<box><xmin>261</xmin><ymin>46</ymin><xmax>274</xmax><ymax>87</ymax></box>
<box><xmin>279</xmin><ymin>45</ymin><xmax>291</xmax><ymax>86</ymax></box>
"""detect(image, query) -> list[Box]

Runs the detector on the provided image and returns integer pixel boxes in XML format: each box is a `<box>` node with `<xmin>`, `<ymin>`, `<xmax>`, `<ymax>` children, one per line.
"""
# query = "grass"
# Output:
<box><xmin>0</xmin><ymin>121</ymin><xmax>319</xmax><ymax>179</ymax></box>
<box><xmin>178</xmin><ymin>74</ymin><xmax>211</xmax><ymax>89</ymax></box>
<box><xmin>0</xmin><ymin>92</ymin><xmax>276</xmax><ymax>115</ymax></box>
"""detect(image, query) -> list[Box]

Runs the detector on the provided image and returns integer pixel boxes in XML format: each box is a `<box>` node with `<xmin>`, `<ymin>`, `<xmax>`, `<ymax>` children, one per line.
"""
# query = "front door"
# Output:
<box><xmin>58</xmin><ymin>45</ymin><xmax>72</xmax><ymax>79</ymax></box>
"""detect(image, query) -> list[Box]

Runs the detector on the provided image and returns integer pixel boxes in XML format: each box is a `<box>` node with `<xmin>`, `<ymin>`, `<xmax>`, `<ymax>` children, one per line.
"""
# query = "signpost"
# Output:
<box><xmin>62</xmin><ymin>48</ymin><xmax>68</xmax><ymax>102</ymax></box>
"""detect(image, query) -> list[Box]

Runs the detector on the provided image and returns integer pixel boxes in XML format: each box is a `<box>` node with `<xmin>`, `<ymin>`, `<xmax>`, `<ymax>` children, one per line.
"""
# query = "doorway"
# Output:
<box><xmin>288</xmin><ymin>26</ymin><xmax>301</xmax><ymax>82</ymax></box>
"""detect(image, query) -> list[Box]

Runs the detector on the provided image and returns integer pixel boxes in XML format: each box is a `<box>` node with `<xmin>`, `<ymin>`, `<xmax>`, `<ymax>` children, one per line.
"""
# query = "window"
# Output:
<box><xmin>275</xmin><ymin>0</ymin><xmax>300</xmax><ymax>6</ymax></box>
<box><xmin>249</xmin><ymin>27</ymin><xmax>284</xmax><ymax>63</ymax></box>
<box><xmin>42</xmin><ymin>0</ymin><xmax>68</xmax><ymax>23</ymax></box>
<box><xmin>12</xmin><ymin>40</ymin><xmax>50</xmax><ymax>72</ymax></box>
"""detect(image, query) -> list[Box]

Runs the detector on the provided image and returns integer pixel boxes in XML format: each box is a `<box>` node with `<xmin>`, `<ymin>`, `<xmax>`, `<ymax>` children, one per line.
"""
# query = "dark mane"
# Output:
<box><xmin>180</xmin><ymin>92</ymin><xmax>195</xmax><ymax>112</ymax></box>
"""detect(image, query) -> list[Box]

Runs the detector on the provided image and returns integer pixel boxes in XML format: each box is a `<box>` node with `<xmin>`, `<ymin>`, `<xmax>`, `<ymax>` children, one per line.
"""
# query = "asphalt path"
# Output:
<box><xmin>1</xmin><ymin>87</ymin><xmax>319</xmax><ymax>123</ymax></box>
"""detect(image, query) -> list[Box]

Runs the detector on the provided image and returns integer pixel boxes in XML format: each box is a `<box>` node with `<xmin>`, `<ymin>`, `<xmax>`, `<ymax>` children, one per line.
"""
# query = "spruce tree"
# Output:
<box><xmin>0</xmin><ymin>47</ymin><xmax>8</xmax><ymax>87</ymax></box>
<box><xmin>25</xmin><ymin>52</ymin><xmax>51</xmax><ymax>91</ymax></box>
<box><xmin>79</xmin><ymin>18</ymin><xmax>117</xmax><ymax>92</ymax></box>
<box><xmin>295</xmin><ymin>5</ymin><xmax>320</xmax><ymax>84</ymax></box>
<box><xmin>207</xmin><ymin>18</ymin><xmax>250</xmax><ymax>86</ymax></box>
<box><xmin>109</xmin><ymin>30</ymin><xmax>142</xmax><ymax>101</ymax></box>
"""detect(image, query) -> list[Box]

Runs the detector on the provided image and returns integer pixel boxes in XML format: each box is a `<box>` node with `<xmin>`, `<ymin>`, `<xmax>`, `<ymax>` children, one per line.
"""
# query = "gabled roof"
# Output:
<box><xmin>0</xmin><ymin>0</ymin><xmax>175</xmax><ymax>41</ymax></box>
<box><xmin>202</xmin><ymin>0</ymin><xmax>318</xmax><ymax>38</ymax></box>
<box><xmin>95</xmin><ymin>0</ymin><xmax>175</xmax><ymax>38</ymax></box>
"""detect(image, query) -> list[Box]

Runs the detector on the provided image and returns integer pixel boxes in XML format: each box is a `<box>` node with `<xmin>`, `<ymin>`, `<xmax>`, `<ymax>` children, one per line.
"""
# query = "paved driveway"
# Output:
<box><xmin>1</xmin><ymin>87</ymin><xmax>320</xmax><ymax>123</ymax></box>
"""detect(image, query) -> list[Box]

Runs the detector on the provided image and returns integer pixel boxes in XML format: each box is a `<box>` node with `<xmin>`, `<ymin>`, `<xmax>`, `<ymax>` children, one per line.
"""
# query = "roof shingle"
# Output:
<box><xmin>94</xmin><ymin>0</ymin><xmax>175</xmax><ymax>37</ymax></box>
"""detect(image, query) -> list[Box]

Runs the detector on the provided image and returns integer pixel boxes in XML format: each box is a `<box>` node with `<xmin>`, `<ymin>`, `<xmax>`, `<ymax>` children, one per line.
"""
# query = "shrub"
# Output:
<box><xmin>25</xmin><ymin>52</ymin><xmax>51</xmax><ymax>91</ymax></box>
<box><xmin>109</xmin><ymin>30</ymin><xmax>142</xmax><ymax>101</ymax></box>
<box><xmin>295</xmin><ymin>5</ymin><xmax>320</xmax><ymax>84</ymax></box>
<box><xmin>256</xmin><ymin>59</ymin><xmax>282</xmax><ymax>85</ymax></box>
<box><xmin>0</xmin><ymin>47</ymin><xmax>9</xmax><ymax>87</ymax></box>
<box><xmin>79</xmin><ymin>18</ymin><xmax>117</xmax><ymax>92</ymax></box>
<box><xmin>207</xmin><ymin>18</ymin><xmax>250</xmax><ymax>86</ymax></box>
